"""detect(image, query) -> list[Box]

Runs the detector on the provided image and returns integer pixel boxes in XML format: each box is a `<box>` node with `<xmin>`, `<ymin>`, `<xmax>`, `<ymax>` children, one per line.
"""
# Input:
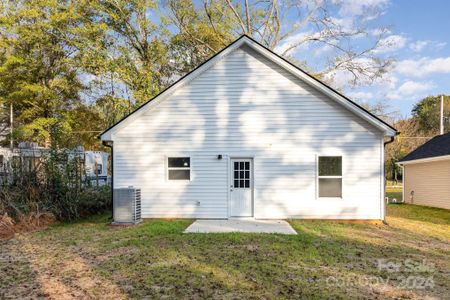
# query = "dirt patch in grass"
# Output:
<box><xmin>1</xmin><ymin>206</ymin><xmax>449</xmax><ymax>299</ymax></box>
<box><xmin>95</xmin><ymin>246</ymin><xmax>139</xmax><ymax>263</ymax></box>
<box><xmin>1</xmin><ymin>233</ymin><xmax>127</xmax><ymax>299</ymax></box>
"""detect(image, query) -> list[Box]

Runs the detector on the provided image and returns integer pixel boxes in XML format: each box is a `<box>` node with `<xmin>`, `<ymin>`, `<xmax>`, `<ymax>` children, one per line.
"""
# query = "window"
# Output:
<box><xmin>318</xmin><ymin>156</ymin><xmax>342</xmax><ymax>198</ymax></box>
<box><xmin>0</xmin><ymin>155</ymin><xmax>3</xmax><ymax>168</ymax></box>
<box><xmin>167</xmin><ymin>157</ymin><xmax>190</xmax><ymax>180</ymax></box>
<box><xmin>233</xmin><ymin>161</ymin><xmax>251</xmax><ymax>188</ymax></box>
<box><xmin>96</xmin><ymin>164</ymin><xmax>102</xmax><ymax>175</ymax></box>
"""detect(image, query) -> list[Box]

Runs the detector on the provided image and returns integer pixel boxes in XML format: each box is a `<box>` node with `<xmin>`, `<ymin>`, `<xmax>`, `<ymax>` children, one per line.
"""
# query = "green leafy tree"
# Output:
<box><xmin>412</xmin><ymin>95</ymin><xmax>450</xmax><ymax>134</ymax></box>
<box><xmin>90</xmin><ymin>0</ymin><xmax>393</xmax><ymax>109</ymax></box>
<box><xmin>0</xmin><ymin>0</ymin><xmax>104</xmax><ymax>148</ymax></box>
<box><xmin>0</xmin><ymin>0</ymin><xmax>396</xmax><ymax>150</ymax></box>
<box><xmin>92</xmin><ymin>0</ymin><xmax>172</xmax><ymax>106</ymax></box>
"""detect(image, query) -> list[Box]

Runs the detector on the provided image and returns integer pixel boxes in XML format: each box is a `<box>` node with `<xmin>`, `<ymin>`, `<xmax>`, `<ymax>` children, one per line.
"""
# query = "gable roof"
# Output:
<box><xmin>399</xmin><ymin>132</ymin><xmax>450</xmax><ymax>164</ymax></box>
<box><xmin>100</xmin><ymin>35</ymin><xmax>397</xmax><ymax>140</ymax></box>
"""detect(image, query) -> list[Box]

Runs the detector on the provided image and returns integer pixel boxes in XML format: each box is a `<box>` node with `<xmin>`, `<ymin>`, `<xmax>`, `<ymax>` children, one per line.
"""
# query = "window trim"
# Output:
<box><xmin>166</xmin><ymin>156</ymin><xmax>192</xmax><ymax>181</ymax></box>
<box><xmin>316</xmin><ymin>155</ymin><xmax>343</xmax><ymax>199</ymax></box>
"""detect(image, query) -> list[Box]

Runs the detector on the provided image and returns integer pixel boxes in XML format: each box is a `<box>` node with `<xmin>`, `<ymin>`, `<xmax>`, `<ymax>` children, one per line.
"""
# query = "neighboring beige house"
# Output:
<box><xmin>398</xmin><ymin>132</ymin><xmax>450</xmax><ymax>210</ymax></box>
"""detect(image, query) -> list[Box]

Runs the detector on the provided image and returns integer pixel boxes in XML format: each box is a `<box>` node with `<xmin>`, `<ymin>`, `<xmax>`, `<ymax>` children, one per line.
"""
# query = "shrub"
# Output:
<box><xmin>0</xmin><ymin>149</ymin><xmax>111</xmax><ymax>223</ymax></box>
<box><xmin>50</xmin><ymin>186</ymin><xmax>111</xmax><ymax>220</ymax></box>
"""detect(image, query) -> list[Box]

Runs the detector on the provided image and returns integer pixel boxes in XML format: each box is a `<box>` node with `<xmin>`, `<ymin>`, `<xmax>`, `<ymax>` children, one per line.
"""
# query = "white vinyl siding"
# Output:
<box><xmin>111</xmin><ymin>45</ymin><xmax>384</xmax><ymax>219</ymax></box>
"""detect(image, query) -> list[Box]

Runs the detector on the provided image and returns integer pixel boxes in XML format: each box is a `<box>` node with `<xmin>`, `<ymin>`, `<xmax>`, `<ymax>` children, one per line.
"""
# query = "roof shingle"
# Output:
<box><xmin>400</xmin><ymin>132</ymin><xmax>450</xmax><ymax>162</ymax></box>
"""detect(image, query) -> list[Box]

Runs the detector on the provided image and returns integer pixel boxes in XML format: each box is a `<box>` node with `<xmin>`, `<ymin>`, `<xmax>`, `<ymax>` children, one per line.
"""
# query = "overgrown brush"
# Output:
<box><xmin>0</xmin><ymin>212</ymin><xmax>55</xmax><ymax>239</ymax></box>
<box><xmin>0</xmin><ymin>149</ymin><xmax>111</xmax><ymax>226</ymax></box>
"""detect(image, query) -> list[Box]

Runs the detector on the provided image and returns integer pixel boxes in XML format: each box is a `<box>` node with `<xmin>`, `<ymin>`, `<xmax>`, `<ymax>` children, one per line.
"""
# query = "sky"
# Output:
<box><xmin>277</xmin><ymin>0</ymin><xmax>450</xmax><ymax>118</ymax></box>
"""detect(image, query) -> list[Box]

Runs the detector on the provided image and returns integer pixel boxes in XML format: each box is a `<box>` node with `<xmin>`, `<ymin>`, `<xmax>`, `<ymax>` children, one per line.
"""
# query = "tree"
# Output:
<box><xmin>0</xmin><ymin>0</ymin><xmax>104</xmax><ymax>148</ymax></box>
<box><xmin>0</xmin><ymin>0</ymin><xmax>395</xmax><ymax>149</ymax></box>
<box><xmin>92</xmin><ymin>0</ymin><xmax>173</xmax><ymax>106</ymax></box>
<box><xmin>412</xmin><ymin>95</ymin><xmax>450</xmax><ymax>135</ymax></box>
<box><xmin>361</xmin><ymin>100</ymin><xmax>399</xmax><ymax>125</ymax></box>
<box><xmin>89</xmin><ymin>0</ymin><xmax>394</xmax><ymax>111</ymax></box>
<box><xmin>167</xmin><ymin>0</ymin><xmax>392</xmax><ymax>86</ymax></box>
<box><xmin>384</xmin><ymin>118</ymin><xmax>430</xmax><ymax>181</ymax></box>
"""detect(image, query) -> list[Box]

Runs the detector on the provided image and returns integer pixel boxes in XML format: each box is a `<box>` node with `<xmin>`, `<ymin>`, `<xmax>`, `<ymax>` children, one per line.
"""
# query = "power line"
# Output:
<box><xmin>396</xmin><ymin>136</ymin><xmax>433</xmax><ymax>139</ymax></box>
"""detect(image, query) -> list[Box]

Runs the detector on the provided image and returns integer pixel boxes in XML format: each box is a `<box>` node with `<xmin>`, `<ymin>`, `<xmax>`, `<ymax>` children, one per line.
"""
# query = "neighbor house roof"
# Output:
<box><xmin>100</xmin><ymin>35</ymin><xmax>397</xmax><ymax>140</ymax></box>
<box><xmin>399</xmin><ymin>132</ymin><xmax>450</xmax><ymax>164</ymax></box>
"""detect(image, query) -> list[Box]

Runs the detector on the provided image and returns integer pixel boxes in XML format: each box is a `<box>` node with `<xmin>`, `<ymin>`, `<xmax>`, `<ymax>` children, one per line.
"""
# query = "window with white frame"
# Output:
<box><xmin>167</xmin><ymin>157</ymin><xmax>190</xmax><ymax>180</ymax></box>
<box><xmin>318</xmin><ymin>156</ymin><xmax>342</xmax><ymax>198</ymax></box>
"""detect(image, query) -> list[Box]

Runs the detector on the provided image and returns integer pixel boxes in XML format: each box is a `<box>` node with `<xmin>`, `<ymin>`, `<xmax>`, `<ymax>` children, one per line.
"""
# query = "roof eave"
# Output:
<box><xmin>397</xmin><ymin>154</ymin><xmax>450</xmax><ymax>165</ymax></box>
<box><xmin>100</xmin><ymin>35</ymin><xmax>397</xmax><ymax>139</ymax></box>
<box><xmin>241</xmin><ymin>37</ymin><xmax>397</xmax><ymax>136</ymax></box>
<box><xmin>99</xmin><ymin>36</ymin><xmax>250</xmax><ymax>140</ymax></box>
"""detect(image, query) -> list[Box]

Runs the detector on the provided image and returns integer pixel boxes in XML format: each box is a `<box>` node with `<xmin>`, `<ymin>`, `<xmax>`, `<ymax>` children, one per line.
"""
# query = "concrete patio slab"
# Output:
<box><xmin>184</xmin><ymin>219</ymin><xmax>297</xmax><ymax>235</ymax></box>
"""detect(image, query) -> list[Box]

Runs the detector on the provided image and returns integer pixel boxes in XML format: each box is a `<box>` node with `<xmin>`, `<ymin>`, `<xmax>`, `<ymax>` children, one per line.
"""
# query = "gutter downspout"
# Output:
<box><xmin>102</xmin><ymin>140</ymin><xmax>114</xmax><ymax>220</ymax></box>
<box><xmin>397</xmin><ymin>162</ymin><xmax>405</xmax><ymax>207</ymax></box>
<box><xmin>382</xmin><ymin>134</ymin><xmax>397</xmax><ymax>225</ymax></box>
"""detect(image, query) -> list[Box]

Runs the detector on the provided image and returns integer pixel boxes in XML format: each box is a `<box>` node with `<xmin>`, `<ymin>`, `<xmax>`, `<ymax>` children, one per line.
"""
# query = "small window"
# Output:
<box><xmin>0</xmin><ymin>155</ymin><xmax>3</xmax><ymax>168</ymax></box>
<box><xmin>318</xmin><ymin>156</ymin><xmax>342</xmax><ymax>198</ymax></box>
<box><xmin>96</xmin><ymin>164</ymin><xmax>102</xmax><ymax>175</ymax></box>
<box><xmin>167</xmin><ymin>157</ymin><xmax>190</xmax><ymax>180</ymax></box>
<box><xmin>232</xmin><ymin>160</ymin><xmax>251</xmax><ymax>188</ymax></box>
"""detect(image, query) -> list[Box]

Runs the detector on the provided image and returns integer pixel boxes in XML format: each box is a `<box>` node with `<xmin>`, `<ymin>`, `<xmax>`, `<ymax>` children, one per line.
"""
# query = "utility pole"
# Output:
<box><xmin>440</xmin><ymin>95</ymin><xmax>444</xmax><ymax>135</ymax></box>
<box><xmin>10</xmin><ymin>103</ymin><xmax>13</xmax><ymax>150</ymax></box>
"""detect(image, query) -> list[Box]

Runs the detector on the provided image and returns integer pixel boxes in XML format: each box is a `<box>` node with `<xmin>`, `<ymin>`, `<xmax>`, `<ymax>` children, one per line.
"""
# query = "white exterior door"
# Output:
<box><xmin>230</xmin><ymin>159</ymin><xmax>253</xmax><ymax>217</ymax></box>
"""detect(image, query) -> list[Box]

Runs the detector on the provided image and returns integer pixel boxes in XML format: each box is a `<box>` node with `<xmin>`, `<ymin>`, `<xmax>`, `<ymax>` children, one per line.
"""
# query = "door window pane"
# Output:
<box><xmin>233</xmin><ymin>160</ymin><xmax>251</xmax><ymax>188</ymax></box>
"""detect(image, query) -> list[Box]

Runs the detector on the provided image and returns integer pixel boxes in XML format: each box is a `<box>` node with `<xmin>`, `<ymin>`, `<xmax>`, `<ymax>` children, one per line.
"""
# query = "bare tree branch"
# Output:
<box><xmin>167</xmin><ymin>2</ymin><xmax>217</xmax><ymax>54</ymax></box>
<box><xmin>261</xmin><ymin>0</ymin><xmax>276</xmax><ymax>43</ymax></box>
<box><xmin>167</xmin><ymin>0</ymin><xmax>392</xmax><ymax>87</ymax></box>
<box><xmin>224</xmin><ymin>0</ymin><xmax>247</xmax><ymax>34</ymax></box>
<box><xmin>245</xmin><ymin>0</ymin><xmax>251</xmax><ymax>35</ymax></box>
<box><xmin>277</xmin><ymin>3</ymin><xmax>319</xmax><ymax>44</ymax></box>
<box><xmin>203</xmin><ymin>0</ymin><xmax>222</xmax><ymax>39</ymax></box>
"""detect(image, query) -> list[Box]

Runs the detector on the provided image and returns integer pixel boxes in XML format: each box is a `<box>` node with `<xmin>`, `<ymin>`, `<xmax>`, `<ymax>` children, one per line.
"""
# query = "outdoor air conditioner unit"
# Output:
<box><xmin>113</xmin><ymin>187</ymin><xmax>141</xmax><ymax>224</ymax></box>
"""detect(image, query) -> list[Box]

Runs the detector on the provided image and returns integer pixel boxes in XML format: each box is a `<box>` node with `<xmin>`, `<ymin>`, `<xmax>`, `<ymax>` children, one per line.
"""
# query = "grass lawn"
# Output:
<box><xmin>386</xmin><ymin>186</ymin><xmax>403</xmax><ymax>202</ymax></box>
<box><xmin>1</xmin><ymin>205</ymin><xmax>449</xmax><ymax>299</ymax></box>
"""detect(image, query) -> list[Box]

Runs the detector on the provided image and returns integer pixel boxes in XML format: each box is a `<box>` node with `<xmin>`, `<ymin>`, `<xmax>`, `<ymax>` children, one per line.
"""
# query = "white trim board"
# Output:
<box><xmin>397</xmin><ymin>154</ymin><xmax>450</xmax><ymax>165</ymax></box>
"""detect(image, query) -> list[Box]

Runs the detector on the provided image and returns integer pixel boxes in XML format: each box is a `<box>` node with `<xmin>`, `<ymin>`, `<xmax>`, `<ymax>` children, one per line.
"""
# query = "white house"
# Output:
<box><xmin>100</xmin><ymin>36</ymin><xmax>397</xmax><ymax>220</ymax></box>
